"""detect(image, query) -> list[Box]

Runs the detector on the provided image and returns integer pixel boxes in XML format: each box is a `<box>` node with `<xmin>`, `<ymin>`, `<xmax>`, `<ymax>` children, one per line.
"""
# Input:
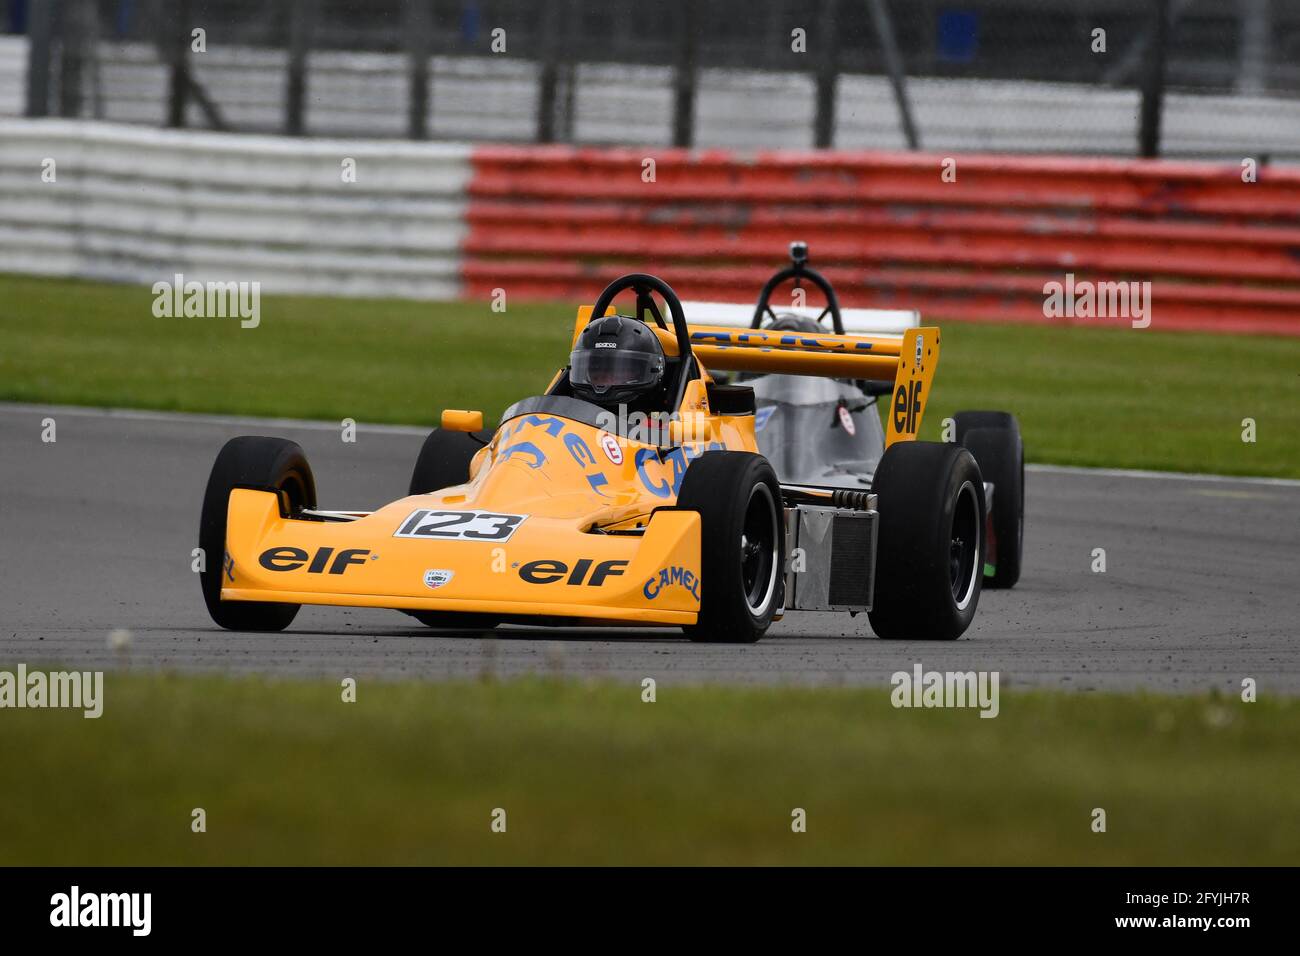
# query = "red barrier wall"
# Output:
<box><xmin>463</xmin><ymin>146</ymin><xmax>1300</xmax><ymax>336</ymax></box>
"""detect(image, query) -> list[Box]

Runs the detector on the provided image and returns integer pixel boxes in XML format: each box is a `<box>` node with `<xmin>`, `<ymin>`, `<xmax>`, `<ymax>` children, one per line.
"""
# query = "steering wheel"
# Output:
<box><xmin>751</xmin><ymin>241</ymin><xmax>845</xmax><ymax>335</ymax></box>
<box><xmin>588</xmin><ymin>273</ymin><xmax>694</xmax><ymax>410</ymax></box>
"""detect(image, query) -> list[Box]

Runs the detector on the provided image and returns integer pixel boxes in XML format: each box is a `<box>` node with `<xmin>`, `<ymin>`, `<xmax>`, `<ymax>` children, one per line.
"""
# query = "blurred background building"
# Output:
<box><xmin>3</xmin><ymin>0</ymin><xmax>1298</xmax><ymax>161</ymax></box>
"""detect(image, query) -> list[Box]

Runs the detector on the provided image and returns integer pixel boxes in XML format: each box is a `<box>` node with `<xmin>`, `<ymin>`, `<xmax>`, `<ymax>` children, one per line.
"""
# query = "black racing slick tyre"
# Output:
<box><xmin>199</xmin><ymin>436</ymin><xmax>316</xmax><ymax>632</ymax></box>
<box><xmin>868</xmin><ymin>441</ymin><xmax>985</xmax><ymax>641</ymax></box>
<box><xmin>962</xmin><ymin>423</ymin><xmax>1023</xmax><ymax>589</ymax></box>
<box><xmin>678</xmin><ymin>452</ymin><xmax>785</xmax><ymax>644</ymax></box>
<box><xmin>409</xmin><ymin>428</ymin><xmax>492</xmax><ymax>495</ymax></box>
<box><xmin>952</xmin><ymin>410</ymin><xmax>1016</xmax><ymax>445</ymax></box>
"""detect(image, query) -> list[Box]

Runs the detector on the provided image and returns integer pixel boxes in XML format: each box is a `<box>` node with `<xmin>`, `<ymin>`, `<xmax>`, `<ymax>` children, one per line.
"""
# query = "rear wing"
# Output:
<box><xmin>688</xmin><ymin>323</ymin><xmax>940</xmax><ymax>446</ymax></box>
<box><xmin>572</xmin><ymin>303</ymin><xmax>939</xmax><ymax>445</ymax></box>
<box><xmin>677</xmin><ymin>300</ymin><xmax>920</xmax><ymax>335</ymax></box>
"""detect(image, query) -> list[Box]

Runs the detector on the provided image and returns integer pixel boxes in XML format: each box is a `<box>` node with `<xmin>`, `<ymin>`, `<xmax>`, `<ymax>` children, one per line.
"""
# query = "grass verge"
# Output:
<box><xmin>0</xmin><ymin>671</ymin><xmax>1294</xmax><ymax>865</ymax></box>
<box><xmin>3</xmin><ymin>273</ymin><xmax>1297</xmax><ymax>476</ymax></box>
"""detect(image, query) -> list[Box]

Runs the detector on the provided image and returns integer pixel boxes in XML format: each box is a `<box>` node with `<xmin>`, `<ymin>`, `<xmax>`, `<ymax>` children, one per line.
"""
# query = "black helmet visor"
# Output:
<box><xmin>569</xmin><ymin>348</ymin><xmax>665</xmax><ymax>395</ymax></box>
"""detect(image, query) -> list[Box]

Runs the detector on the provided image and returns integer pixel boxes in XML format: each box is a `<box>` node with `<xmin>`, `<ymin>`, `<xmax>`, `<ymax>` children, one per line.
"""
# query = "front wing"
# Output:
<box><xmin>220</xmin><ymin>489</ymin><xmax>702</xmax><ymax>625</ymax></box>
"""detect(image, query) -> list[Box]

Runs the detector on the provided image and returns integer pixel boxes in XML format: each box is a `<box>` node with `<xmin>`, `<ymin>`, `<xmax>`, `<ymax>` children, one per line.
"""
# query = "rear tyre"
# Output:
<box><xmin>952</xmin><ymin>410</ymin><xmax>1016</xmax><ymax>445</ymax></box>
<box><xmin>868</xmin><ymin>441</ymin><xmax>984</xmax><ymax>641</ymax></box>
<box><xmin>962</xmin><ymin>424</ymin><xmax>1023</xmax><ymax>589</ymax></box>
<box><xmin>678</xmin><ymin>452</ymin><xmax>784</xmax><ymax>644</ymax></box>
<box><xmin>409</xmin><ymin>428</ymin><xmax>492</xmax><ymax>495</ymax></box>
<box><xmin>199</xmin><ymin>436</ymin><xmax>316</xmax><ymax>632</ymax></box>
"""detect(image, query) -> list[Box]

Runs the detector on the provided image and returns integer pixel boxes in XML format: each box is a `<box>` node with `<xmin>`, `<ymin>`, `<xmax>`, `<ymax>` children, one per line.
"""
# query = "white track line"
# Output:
<box><xmin>1026</xmin><ymin>463</ymin><xmax>1300</xmax><ymax>488</ymax></box>
<box><xmin>3</xmin><ymin>402</ymin><xmax>1297</xmax><ymax>487</ymax></box>
<box><xmin>0</xmin><ymin>402</ymin><xmax>429</xmax><ymax>436</ymax></box>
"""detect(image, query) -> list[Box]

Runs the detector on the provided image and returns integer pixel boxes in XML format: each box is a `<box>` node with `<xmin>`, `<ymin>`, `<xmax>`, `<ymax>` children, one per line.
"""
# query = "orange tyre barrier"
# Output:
<box><xmin>464</xmin><ymin>146</ymin><xmax>1300</xmax><ymax>336</ymax></box>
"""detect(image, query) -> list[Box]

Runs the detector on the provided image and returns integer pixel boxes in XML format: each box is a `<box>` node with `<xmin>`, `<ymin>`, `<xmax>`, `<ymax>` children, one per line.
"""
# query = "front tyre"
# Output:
<box><xmin>868</xmin><ymin>441</ymin><xmax>984</xmax><ymax>641</ymax></box>
<box><xmin>409</xmin><ymin>428</ymin><xmax>492</xmax><ymax>495</ymax></box>
<box><xmin>678</xmin><ymin>452</ymin><xmax>784</xmax><ymax>644</ymax></box>
<box><xmin>199</xmin><ymin>436</ymin><xmax>316</xmax><ymax>632</ymax></box>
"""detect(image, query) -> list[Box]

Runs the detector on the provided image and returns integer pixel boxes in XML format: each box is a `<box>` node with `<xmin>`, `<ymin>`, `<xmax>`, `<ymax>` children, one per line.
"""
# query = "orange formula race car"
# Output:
<box><xmin>199</xmin><ymin>273</ymin><xmax>986</xmax><ymax>642</ymax></box>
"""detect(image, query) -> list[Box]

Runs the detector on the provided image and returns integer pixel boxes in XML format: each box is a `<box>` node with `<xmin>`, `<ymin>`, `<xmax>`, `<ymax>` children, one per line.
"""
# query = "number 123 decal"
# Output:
<box><xmin>394</xmin><ymin>510</ymin><xmax>527</xmax><ymax>541</ymax></box>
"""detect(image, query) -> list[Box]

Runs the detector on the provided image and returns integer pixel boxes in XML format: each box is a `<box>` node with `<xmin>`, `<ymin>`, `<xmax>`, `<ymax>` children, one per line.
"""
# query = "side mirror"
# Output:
<box><xmin>666</xmin><ymin>409</ymin><xmax>710</xmax><ymax>446</ymax></box>
<box><xmin>441</xmin><ymin>409</ymin><xmax>484</xmax><ymax>432</ymax></box>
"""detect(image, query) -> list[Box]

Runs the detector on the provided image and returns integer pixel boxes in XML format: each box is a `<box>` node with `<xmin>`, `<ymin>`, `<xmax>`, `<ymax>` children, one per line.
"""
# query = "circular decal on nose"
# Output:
<box><xmin>838</xmin><ymin>405</ymin><xmax>857</xmax><ymax>436</ymax></box>
<box><xmin>423</xmin><ymin>569</ymin><xmax>454</xmax><ymax>589</ymax></box>
<box><xmin>599</xmin><ymin>432</ymin><xmax>623</xmax><ymax>465</ymax></box>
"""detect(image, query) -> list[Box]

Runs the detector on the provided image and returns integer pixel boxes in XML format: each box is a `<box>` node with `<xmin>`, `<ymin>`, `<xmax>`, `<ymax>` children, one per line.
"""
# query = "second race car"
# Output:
<box><xmin>682</xmin><ymin>241</ymin><xmax>1025</xmax><ymax>589</ymax></box>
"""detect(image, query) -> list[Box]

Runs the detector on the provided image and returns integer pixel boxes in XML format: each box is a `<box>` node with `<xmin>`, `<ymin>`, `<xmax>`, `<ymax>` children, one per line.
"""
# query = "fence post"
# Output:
<box><xmin>813</xmin><ymin>0</ymin><xmax>839</xmax><ymax>148</ymax></box>
<box><xmin>59</xmin><ymin>0</ymin><xmax>99</xmax><ymax>118</ymax></box>
<box><xmin>165</xmin><ymin>0</ymin><xmax>191</xmax><ymax>127</ymax></box>
<box><xmin>867</xmin><ymin>0</ymin><xmax>920</xmax><ymax>150</ymax></box>
<box><xmin>1138</xmin><ymin>0</ymin><xmax>1170</xmax><ymax>158</ymax></box>
<box><xmin>407</xmin><ymin>0</ymin><xmax>431</xmax><ymax>139</ymax></box>
<box><xmin>1236</xmin><ymin>0</ymin><xmax>1270</xmax><ymax>94</ymax></box>
<box><xmin>536</xmin><ymin>0</ymin><xmax>560</xmax><ymax>142</ymax></box>
<box><xmin>24</xmin><ymin>0</ymin><xmax>55</xmax><ymax>117</ymax></box>
<box><xmin>672</xmin><ymin>0</ymin><xmax>696</xmax><ymax>148</ymax></box>
<box><xmin>285</xmin><ymin>0</ymin><xmax>313</xmax><ymax>136</ymax></box>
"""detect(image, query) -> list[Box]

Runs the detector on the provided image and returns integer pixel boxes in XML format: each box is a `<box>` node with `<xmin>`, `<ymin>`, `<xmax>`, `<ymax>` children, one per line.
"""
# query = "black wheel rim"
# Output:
<box><xmin>741</xmin><ymin>483</ymin><xmax>779</xmax><ymax>613</ymax></box>
<box><xmin>949</xmin><ymin>480</ymin><xmax>980</xmax><ymax>609</ymax></box>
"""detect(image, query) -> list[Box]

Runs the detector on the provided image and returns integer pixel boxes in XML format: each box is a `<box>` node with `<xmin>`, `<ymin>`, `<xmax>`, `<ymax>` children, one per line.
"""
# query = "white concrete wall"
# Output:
<box><xmin>0</xmin><ymin>34</ymin><xmax>26</xmax><ymax>116</ymax></box>
<box><xmin>0</xmin><ymin>119</ymin><xmax>471</xmax><ymax>299</ymax></box>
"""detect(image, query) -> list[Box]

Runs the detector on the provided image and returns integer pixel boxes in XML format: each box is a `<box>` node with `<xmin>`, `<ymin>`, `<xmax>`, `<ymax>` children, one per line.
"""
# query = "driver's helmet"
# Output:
<box><xmin>767</xmin><ymin>313</ymin><xmax>822</xmax><ymax>334</ymax></box>
<box><xmin>569</xmin><ymin>315</ymin><xmax>666</xmax><ymax>406</ymax></box>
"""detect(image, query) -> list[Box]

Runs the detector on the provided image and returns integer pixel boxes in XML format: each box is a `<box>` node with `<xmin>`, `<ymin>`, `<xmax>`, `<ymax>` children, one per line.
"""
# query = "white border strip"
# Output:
<box><xmin>0</xmin><ymin>402</ymin><xmax>429</xmax><ymax>436</ymax></box>
<box><xmin>1026</xmin><ymin>463</ymin><xmax>1300</xmax><ymax>488</ymax></box>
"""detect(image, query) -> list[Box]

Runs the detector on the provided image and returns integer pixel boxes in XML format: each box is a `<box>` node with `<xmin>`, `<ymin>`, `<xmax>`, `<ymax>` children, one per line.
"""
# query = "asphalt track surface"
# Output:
<box><xmin>2</xmin><ymin>403</ymin><xmax>1297</xmax><ymax>694</ymax></box>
